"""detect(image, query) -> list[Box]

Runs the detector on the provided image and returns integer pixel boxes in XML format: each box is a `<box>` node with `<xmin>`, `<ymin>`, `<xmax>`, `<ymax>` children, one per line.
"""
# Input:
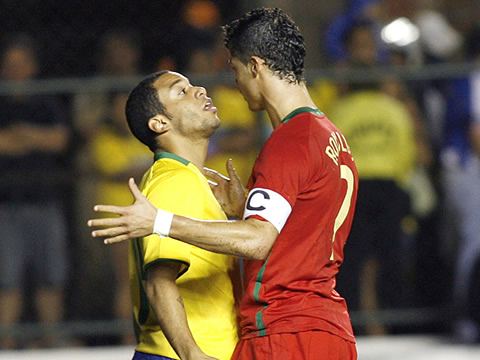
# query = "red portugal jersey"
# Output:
<box><xmin>240</xmin><ymin>107</ymin><xmax>358</xmax><ymax>343</ymax></box>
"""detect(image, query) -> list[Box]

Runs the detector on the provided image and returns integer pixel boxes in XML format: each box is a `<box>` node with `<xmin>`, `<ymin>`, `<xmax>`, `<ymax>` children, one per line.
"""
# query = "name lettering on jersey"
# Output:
<box><xmin>325</xmin><ymin>131</ymin><xmax>351</xmax><ymax>166</ymax></box>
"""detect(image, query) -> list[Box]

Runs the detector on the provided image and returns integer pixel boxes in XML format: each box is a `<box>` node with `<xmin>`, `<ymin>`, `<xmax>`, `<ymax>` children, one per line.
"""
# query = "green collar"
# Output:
<box><xmin>281</xmin><ymin>107</ymin><xmax>324</xmax><ymax>124</ymax></box>
<box><xmin>154</xmin><ymin>152</ymin><xmax>190</xmax><ymax>166</ymax></box>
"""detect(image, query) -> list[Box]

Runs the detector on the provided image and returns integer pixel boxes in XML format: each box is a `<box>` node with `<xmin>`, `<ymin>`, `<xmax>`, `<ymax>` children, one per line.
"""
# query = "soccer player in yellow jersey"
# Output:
<box><xmin>123</xmin><ymin>71</ymin><xmax>239</xmax><ymax>360</ymax></box>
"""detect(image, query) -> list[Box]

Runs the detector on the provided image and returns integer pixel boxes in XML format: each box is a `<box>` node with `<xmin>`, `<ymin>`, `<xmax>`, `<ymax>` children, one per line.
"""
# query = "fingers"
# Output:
<box><xmin>226</xmin><ymin>158</ymin><xmax>234</xmax><ymax>172</ymax></box>
<box><xmin>89</xmin><ymin>191</ymin><xmax>137</xmax><ymax>244</ymax></box>
<box><xmin>90</xmin><ymin>225</ymin><xmax>127</xmax><ymax>238</ymax></box>
<box><xmin>207</xmin><ymin>179</ymin><xmax>218</xmax><ymax>186</ymax></box>
<box><xmin>104</xmin><ymin>234</ymin><xmax>130</xmax><ymax>244</ymax></box>
<box><xmin>203</xmin><ymin>167</ymin><xmax>230</xmax><ymax>182</ymax></box>
<box><xmin>226</xmin><ymin>158</ymin><xmax>242</xmax><ymax>183</ymax></box>
<box><xmin>88</xmin><ymin>210</ymin><xmax>127</xmax><ymax>239</ymax></box>
<box><xmin>88</xmin><ymin>218</ymin><xmax>130</xmax><ymax>244</ymax></box>
<box><xmin>92</xmin><ymin>204</ymin><xmax>125</xmax><ymax>215</ymax></box>
<box><xmin>207</xmin><ymin>179</ymin><xmax>218</xmax><ymax>191</ymax></box>
<box><xmin>87</xmin><ymin>217</ymin><xmax>122</xmax><ymax>228</ymax></box>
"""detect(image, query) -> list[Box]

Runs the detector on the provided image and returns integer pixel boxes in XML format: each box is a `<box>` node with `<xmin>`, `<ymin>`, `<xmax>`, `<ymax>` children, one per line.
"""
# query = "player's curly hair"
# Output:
<box><xmin>223</xmin><ymin>8</ymin><xmax>306</xmax><ymax>84</ymax></box>
<box><xmin>125</xmin><ymin>71</ymin><xmax>169</xmax><ymax>152</ymax></box>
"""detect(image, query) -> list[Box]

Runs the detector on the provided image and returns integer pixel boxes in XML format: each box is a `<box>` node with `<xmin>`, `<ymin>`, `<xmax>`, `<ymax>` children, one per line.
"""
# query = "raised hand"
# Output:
<box><xmin>203</xmin><ymin>158</ymin><xmax>246</xmax><ymax>218</ymax></box>
<box><xmin>88</xmin><ymin>177</ymin><xmax>157</xmax><ymax>244</ymax></box>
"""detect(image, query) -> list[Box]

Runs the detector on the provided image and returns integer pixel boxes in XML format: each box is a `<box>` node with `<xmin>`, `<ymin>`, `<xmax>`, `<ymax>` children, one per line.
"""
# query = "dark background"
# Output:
<box><xmin>0</xmin><ymin>0</ymin><xmax>242</xmax><ymax>77</ymax></box>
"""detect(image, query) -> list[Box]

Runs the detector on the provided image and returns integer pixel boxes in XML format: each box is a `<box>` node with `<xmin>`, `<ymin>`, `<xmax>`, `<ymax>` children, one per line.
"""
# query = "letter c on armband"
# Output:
<box><xmin>243</xmin><ymin>188</ymin><xmax>292</xmax><ymax>233</ymax></box>
<box><xmin>246</xmin><ymin>189</ymin><xmax>270</xmax><ymax>211</ymax></box>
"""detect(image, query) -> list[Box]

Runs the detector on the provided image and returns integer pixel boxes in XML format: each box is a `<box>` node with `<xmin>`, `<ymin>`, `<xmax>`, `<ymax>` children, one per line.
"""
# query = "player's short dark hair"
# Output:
<box><xmin>125</xmin><ymin>71</ymin><xmax>169</xmax><ymax>152</ymax></box>
<box><xmin>222</xmin><ymin>7</ymin><xmax>306</xmax><ymax>84</ymax></box>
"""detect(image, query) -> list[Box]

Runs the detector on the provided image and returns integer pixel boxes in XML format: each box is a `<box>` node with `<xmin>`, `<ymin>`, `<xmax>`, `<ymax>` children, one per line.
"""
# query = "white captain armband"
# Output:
<box><xmin>243</xmin><ymin>188</ymin><xmax>292</xmax><ymax>233</ymax></box>
<box><xmin>153</xmin><ymin>208</ymin><xmax>174</xmax><ymax>238</ymax></box>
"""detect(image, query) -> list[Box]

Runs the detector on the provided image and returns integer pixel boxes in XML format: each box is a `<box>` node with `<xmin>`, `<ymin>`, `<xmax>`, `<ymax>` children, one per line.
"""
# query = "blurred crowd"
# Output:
<box><xmin>0</xmin><ymin>0</ymin><xmax>479</xmax><ymax>350</ymax></box>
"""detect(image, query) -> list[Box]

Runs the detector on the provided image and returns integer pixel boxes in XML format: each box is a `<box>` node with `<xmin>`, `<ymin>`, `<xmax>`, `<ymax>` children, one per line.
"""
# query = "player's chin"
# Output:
<box><xmin>212</xmin><ymin>115</ymin><xmax>221</xmax><ymax>129</ymax></box>
<box><xmin>246</xmin><ymin>99</ymin><xmax>263</xmax><ymax>112</ymax></box>
<box><xmin>203</xmin><ymin>119</ymin><xmax>221</xmax><ymax>136</ymax></box>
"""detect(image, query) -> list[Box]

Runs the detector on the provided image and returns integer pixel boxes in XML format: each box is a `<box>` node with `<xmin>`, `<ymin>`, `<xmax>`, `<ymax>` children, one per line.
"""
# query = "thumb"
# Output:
<box><xmin>128</xmin><ymin>177</ymin><xmax>144</xmax><ymax>201</ymax></box>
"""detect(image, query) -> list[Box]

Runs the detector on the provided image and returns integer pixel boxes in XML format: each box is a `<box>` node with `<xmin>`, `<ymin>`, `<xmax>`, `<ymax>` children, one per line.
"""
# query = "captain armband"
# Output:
<box><xmin>243</xmin><ymin>188</ymin><xmax>292</xmax><ymax>233</ymax></box>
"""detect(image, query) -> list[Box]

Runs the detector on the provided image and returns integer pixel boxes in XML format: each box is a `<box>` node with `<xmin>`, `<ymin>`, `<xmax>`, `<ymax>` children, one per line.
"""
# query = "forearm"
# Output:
<box><xmin>89</xmin><ymin>177</ymin><xmax>278</xmax><ymax>254</ymax></box>
<box><xmin>168</xmin><ymin>216</ymin><xmax>276</xmax><ymax>260</ymax></box>
<box><xmin>146</xmin><ymin>277</ymin><xmax>203</xmax><ymax>360</ymax></box>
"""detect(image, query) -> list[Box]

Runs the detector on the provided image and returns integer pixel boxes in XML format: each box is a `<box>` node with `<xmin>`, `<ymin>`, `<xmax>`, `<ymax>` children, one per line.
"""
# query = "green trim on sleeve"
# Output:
<box><xmin>253</xmin><ymin>256</ymin><xmax>270</xmax><ymax>336</ymax></box>
<box><xmin>144</xmin><ymin>258</ymin><xmax>190</xmax><ymax>279</ymax></box>
<box><xmin>281</xmin><ymin>107</ymin><xmax>324</xmax><ymax>124</ymax></box>
<box><xmin>132</xmin><ymin>238</ymin><xmax>150</xmax><ymax>325</ymax></box>
<box><xmin>154</xmin><ymin>152</ymin><xmax>190</xmax><ymax>166</ymax></box>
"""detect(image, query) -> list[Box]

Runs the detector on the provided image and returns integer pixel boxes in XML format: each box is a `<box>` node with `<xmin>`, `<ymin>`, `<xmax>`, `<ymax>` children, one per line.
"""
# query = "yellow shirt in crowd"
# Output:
<box><xmin>328</xmin><ymin>90</ymin><xmax>416</xmax><ymax>186</ymax></box>
<box><xmin>89</xmin><ymin>125</ymin><xmax>151</xmax><ymax>206</ymax></box>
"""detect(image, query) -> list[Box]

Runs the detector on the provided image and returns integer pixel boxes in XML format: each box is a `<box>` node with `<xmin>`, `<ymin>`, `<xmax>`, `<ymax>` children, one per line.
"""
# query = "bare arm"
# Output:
<box><xmin>168</xmin><ymin>216</ymin><xmax>277</xmax><ymax>260</ymax></box>
<box><xmin>145</xmin><ymin>261</ymin><xmax>218</xmax><ymax>360</ymax></box>
<box><xmin>88</xmin><ymin>178</ymin><xmax>278</xmax><ymax>260</ymax></box>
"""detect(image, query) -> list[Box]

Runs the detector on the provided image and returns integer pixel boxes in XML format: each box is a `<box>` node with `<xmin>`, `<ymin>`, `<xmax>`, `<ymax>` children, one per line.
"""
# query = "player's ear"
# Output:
<box><xmin>148</xmin><ymin>114</ymin><xmax>169</xmax><ymax>135</ymax></box>
<box><xmin>249</xmin><ymin>56</ymin><xmax>264</xmax><ymax>77</ymax></box>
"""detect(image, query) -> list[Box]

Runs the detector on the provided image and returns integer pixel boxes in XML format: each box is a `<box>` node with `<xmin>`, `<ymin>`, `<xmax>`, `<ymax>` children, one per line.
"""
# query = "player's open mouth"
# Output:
<box><xmin>204</xmin><ymin>99</ymin><xmax>217</xmax><ymax>112</ymax></box>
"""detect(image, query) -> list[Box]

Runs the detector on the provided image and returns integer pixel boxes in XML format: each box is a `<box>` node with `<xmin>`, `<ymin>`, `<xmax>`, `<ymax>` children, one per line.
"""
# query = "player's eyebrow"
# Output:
<box><xmin>169</xmin><ymin>79</ymin><xmax>183</xmax><ymax>90</ymax></box>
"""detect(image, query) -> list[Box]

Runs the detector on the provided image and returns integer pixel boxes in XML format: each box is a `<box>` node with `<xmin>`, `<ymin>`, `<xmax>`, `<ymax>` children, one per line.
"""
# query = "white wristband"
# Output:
<box><xmin>153</xmin><ymin>209</ymin><xmax>174</xmax><ymax>238</ymax></box>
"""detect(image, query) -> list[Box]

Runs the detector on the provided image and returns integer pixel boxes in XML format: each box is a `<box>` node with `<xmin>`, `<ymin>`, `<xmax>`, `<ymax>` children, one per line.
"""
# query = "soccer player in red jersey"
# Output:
<box><xmin>89</xmin><ymin>8</ymin><xmax>359</xmax><ymax>360</ymax></box>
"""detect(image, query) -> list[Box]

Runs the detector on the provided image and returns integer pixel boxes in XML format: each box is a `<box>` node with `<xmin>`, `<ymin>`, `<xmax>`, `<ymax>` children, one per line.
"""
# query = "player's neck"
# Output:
<box><xmin>263</xmin><ymin>79</ymin><xmax>316</xmax><ymax>128</ymax></box>
<box><xmin>158</xmin><ymin>137</ymin><xmax>209</xmax><ymax>170</ymax></box>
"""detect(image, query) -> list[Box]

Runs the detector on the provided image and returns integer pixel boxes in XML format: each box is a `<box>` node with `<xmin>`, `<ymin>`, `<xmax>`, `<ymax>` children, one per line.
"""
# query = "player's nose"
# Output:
<box><xmin>194</xmin><ymin>86</ymin><xmax>207</xmax><ymax>99</ymax></box>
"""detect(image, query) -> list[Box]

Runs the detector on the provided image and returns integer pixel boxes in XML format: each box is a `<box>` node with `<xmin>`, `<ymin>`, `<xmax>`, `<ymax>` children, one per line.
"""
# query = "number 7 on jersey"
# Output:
<box><xmin>330</xmin><ymin>164</ymin><xmax>355</xmax><ymax>261</ymax></box>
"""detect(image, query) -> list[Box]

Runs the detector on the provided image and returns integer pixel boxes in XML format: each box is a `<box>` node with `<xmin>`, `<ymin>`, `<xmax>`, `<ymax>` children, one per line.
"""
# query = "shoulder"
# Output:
<box><xmin>259</xmin><ymin>113</ymin><xmax>333</xmax><ymax>173</ymax></box>
<box><xmin>262</xmin><ymin>113</ymin><xmax>337</xmax><ymax>161</ymax></box>
<box><xmin>144</xmin><ymin>160</ymin><xmax>224</xmax><ymax>219</ymax></box>
<box><xmin>148</xmin><ymin>162</ymin><xmax>205</xmax><ymax>192</ymax></box>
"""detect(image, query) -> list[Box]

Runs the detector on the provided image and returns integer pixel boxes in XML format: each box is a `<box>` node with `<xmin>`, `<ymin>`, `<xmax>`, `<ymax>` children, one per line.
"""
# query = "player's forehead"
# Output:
<box><xmin>153</xmin><ymin>71</ymin><xmax>190</xmax><ymax>92</ymax></box>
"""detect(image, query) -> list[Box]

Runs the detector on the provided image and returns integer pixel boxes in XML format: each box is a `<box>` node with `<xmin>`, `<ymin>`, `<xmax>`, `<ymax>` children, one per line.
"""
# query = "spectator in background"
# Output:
<box><xmin>73</xmin><ymin>28</ymin><xmax>142</xmax><ymax>143</ymax></box>
<box><xmin>310</xmin><ymin>1</ymin><xmax>388</xmax><ymax>130</ymax></box>
<box><xmin>172</xmin><ymin>0</ymin><xmax>223</xmax><ymax>73</ymax></box>
<box><xmin>380</xmin><ymin>59</ymin><xmax>445</xmax><ymax>322</ymax></box>
<box><xmin>0</xmin><ymin>34</ymin><xmax>71</xmax><ymax>349</ymax></box>
<box><xmin>87</xmin><ymin>91</ymin><xmax>151</xmax><ymax>344</ymax></box>
<box><xmin>69</xmin><ymin>28</ymin><xmax>143</xmax><ymax>341</ymax></box>
<box><xmin>324</xmin><ymin>0</ymin><xmax>389</xmax><ymax>65</ymax></box>
<box><xmin>440</xmin><ymin>26</ymin><xmax>480</xmax><ymax>344</ymax></box>
<box><xmin>380</xmin><ymin>48</ymin><xmax>437</xmax><ymax>220</ymax></box>
<box><xmin>328</xmin><ymin>22</ymin><xmax>417</xmax><ymax>335</ymax></box>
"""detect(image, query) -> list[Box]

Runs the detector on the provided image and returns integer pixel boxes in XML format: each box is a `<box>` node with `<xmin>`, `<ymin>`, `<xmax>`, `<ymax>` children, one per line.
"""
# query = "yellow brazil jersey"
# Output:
<box><xmin>130</xmin><ymin>152</ymin><xmax>238</xmax><ymax>359</ymax></box>
<box><xmin>328</xmin><ymin>90</ymin><xmax>416</xmax><ymax>186</ymax></box>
